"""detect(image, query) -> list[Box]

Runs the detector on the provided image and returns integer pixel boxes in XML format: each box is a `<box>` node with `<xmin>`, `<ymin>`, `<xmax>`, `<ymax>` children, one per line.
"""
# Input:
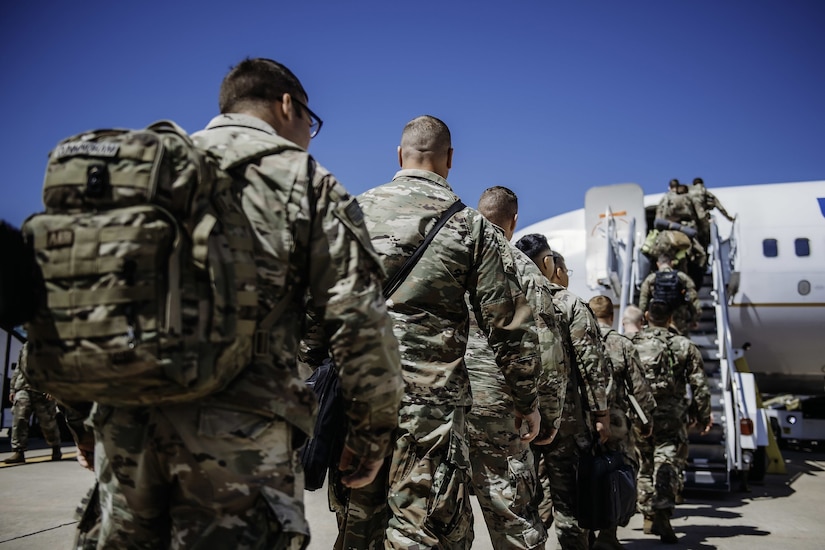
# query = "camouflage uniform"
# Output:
<box><xmin>466</xmin><ymin>241</ymin><xmax>566</xmax><ymax>549</ymax></box>
<box><xmin>534</xmin><ymin>284</ymin><xmax>610</xmax><ymax>550</ymax></box>
<box><xmin>352</xmin><ymin>169</ymin><xmax>543</xmax><ymax>549</ymax></box>
<box><xmin>597</xmin><ymin>323</ymin><xmax>655</xmax><ymax>473</ymax></box>
<box><xmin>638</xmin><ymin>265</ymin><xmax>701</xmax><ymax>336</ymax></box>
<box><xmin>688</xmin><ymin>183</ymin><xmax>735</xmax><ymax>249</ymax></box>
<box><xmin>631</xmin><ymin>327</ymin><xmax>710</xmax><ymax>518</ymax></box>
<box><xmin>9</xmin><ymin>345</ymin><xmax>61</xmax><ymax>452</ymax></box>
<box><xmin>654</xmin><ymin>191</ymin><xmax>707</xmax><ymax>277</ymax></box>
<box><xmin>78</xmin><ymin>114</ymin><xmax>404</xmax><ymax>549</ymax></box>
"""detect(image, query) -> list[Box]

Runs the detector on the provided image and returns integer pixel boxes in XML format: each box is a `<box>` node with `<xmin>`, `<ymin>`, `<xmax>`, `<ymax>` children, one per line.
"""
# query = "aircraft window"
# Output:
<box><xmin>795</xmin><ymin>238</ymin><xmax>810</xmax><ymax>257</ymax></box>
<box><xmin>762</xmin><ymin>238</ymin><xmax>778</xmax><ymax>257</ymax></box>
<box><xmin>798</xmin><ymin>280</ymin><xmax>811</xmax><ymax>296</ymax></box>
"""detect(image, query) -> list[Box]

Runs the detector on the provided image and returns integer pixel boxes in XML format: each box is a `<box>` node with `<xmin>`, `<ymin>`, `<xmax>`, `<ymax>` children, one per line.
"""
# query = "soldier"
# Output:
<box><xmin>620</xmin><ymin>305</ymin><xmax>644</xmax><ymax>338</ymax></box>
<box><xmin>587</xmin><ymin>296</ymin><xmax>656</xmax><ymax>550</ymax></box>
<box><xmin>515</xmin><ymin>234</ymin><xmax>611</xmax><ymax>550</ymax></box>
<box><xmin>350</xmin><ymin>116</ymin><xmax>544</xmax><ymax>549</ymax></box>
<box><xmin>4</xmin><ymin>343</ymin><xmax>62</xmax><ymax>464</ymax></box>
<box><xmin>638</xmin><ymin>253</ymin><xmax>701</xmax><ymax>337</ymax></box>
<box><xmin>654</xmin><ymin>179</ymin><xmax>707</xmax><ymax>287</ymax></box>
<box><xmin>689</xmin><ymin>177</ymin><xmax>736</xmax><ymax>251</ymax></box>
<box><xmin>466</xmin><ymin>186</ymin><xmax>567</xmax><ymax>549</ymax></box>
<box><xmin>632</xmin><ymin>301</ymin><xmax>712</xmax><ymax>544</ymax></box>
<box><xmin>73</xmin><ymin>57</ymin><xmax>404</xmax><ymax>549</ymax></box>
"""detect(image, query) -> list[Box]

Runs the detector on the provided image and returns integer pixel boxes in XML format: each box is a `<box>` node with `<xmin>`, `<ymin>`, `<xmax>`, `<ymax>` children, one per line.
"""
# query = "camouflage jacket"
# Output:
<box><xmin>597</xmin><ymin>323</ymin><xmax>656</xmax><ymax>426</ymax></box>
<box><xmin>631</xmin><ymin>326</ymin><xmax>711</xmax><ymax>425</ymax></box>
<box><xmin>688</xmin><ymin>184</ymin><xmax>733</xmax><ymax>222</ymax></box>
<box><xmin>357</xmin><ymin>169</ymin><xmax>541</xmax><ymax>414</ymax></box>
<box><xmin>194</xmin><ymin>114</ymin><xmax>403</xmax><ymax>461</ymax></box>
<box><xmin>547</xmin><ymin>284</ymin><xmax>610</xmax><ymax>439</ymax></box>
<box><xmin>466</xmin><ymin>238</ymin><xmax>566</xmax><ymax>427</ymax></box>
<box><xmin>638</xmin><ymin>265</ymin><xmax>701</xmax><ymax>334</ymax></box>
<box><xmin>655</xmin><ymin>190</ymin><xmax>702</xmax><ymax>228</ymax></box>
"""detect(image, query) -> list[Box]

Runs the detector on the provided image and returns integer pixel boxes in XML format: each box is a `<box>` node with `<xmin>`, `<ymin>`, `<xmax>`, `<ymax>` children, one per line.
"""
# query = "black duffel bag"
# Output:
<box><xmin>576</xmin><ymin>442</ymin><xmax>637</xmax><ymax>530</ymax></box>
<box><xmin>300</xmin><ymin>359</ymin><xmax>346</xmax><ymax>491</ymax></box>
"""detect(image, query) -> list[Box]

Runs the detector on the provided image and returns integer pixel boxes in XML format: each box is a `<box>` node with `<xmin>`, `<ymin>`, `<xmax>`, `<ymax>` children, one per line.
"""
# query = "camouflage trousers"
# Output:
<box><xmin>385</xmin><ymin>403</ymin><xmax>474</xmax><ymax>549</ymax></box>
<box><xmin>636</xmin><ymin>414</ymin><xmax>688</xmax><ymax>516</ymax></box>
<box><xmin>466</xmin><ymin>413</ymin><xmax>547</xmax><ymax>549</ymax></box>
<box><xmin>10</xmin><ymin>389</ymin><xmax>61</xmax><ymax>451</ymax></box>
<box><xmin>75</xmin><ymin>404</ymin><xmax>309</xmax><ymax>550</ymax></box>
<box><xmin>329</xmin><ymin>456</ymin><xmax>391</xmax><ymax>550</ymax></box>
<box><xmin>534</xmin><ymin>433</ymin><xmax>590</xmax><ymax>550</ymax></box>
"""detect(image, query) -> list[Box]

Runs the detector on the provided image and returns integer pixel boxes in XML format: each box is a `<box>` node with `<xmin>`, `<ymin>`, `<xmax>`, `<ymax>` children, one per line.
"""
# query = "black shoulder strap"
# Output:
<box><xmin>383</xmin><ymin>199</ymin><xmax>465</xmax><ymax>300</ymax></box>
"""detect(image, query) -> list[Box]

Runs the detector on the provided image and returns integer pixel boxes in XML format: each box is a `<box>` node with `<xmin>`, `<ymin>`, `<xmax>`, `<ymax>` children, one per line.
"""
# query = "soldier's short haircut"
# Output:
<box><xmin>622</xmin><ymin>304</ymin><xmax>644</xmax><ymax>326</ymax></box>
<box><xmin>477</xmin><ymin>186</ymin><xmax>518</xmax><ymax>228</ymax></box>
<box><xmin>588</xmin><ymin>295</ymin><xmax>614</xmax><ymax>320</ymax></box>
<box><xmin>514</xmin><ymin>233</ymin><xmax>551</xmax><ymax>263</ymax></box>
<box><xmin>669</xmin><ymin>179</ymin><xmax>680</xmax><ymax>188</ymax></box>
<box><xmin>647</xmin><ymin>300</ymin><xmax>673</xmax><ymax>325</ymax></box>
<box><xmin>219</xmin><ymin>58</ymin><xmax>308</xmax><ymax>114</ymax></box>
<box><xmin>400</xmin><ymin>115</ymin><xmax>451</xmax><ymax>155</ymax></box>
<box><xmin>693</xmin><ymin>177</ymin><xmax>704</xmax><ymax>185</ymax></box>
<box><xmin>657</xmin><ymin>252</ymin><xmax>674</xmax><ymax>265</ymax></box>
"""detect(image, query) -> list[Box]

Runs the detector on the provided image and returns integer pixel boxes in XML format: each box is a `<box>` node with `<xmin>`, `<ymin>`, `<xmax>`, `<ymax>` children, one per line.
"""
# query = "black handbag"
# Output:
<box><xmin>569</xmin><ymin>357</ymin><xmax>638</xmax><ymax>529</ymax></box>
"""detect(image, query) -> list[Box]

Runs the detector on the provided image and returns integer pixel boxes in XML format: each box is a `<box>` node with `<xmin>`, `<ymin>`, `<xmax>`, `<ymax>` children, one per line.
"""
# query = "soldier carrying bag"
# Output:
<box><xmin>19</xmin><ymin>121</ymin><xmax>298</xmax><ymax>406</ymax></box>
<box><xmin>301</xmin><ymin>198</ymin><xmax>465</xmax><ymax>491</ymax></box>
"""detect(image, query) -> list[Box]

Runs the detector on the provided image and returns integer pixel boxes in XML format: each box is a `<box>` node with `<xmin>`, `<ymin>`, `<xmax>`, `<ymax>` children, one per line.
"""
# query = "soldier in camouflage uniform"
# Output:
<box><xmin>631</xmin><ymin>301</ymin><xmax>711</xmax><ymax>544</ymax></box>
<box><xmin>466</xmin><ymin>186</ymin><xmax>567</xmax><ymax>549</ymax></box>
<box><xmin>587</xmin><ymin>296</ymin><xmax>656</xmax><ymax>550</ymax></box>
<box><xmin>74</xmin><ymin>58</ymin><xmax>404</xmax><ymax>550</ymax></box>
<box><xmin>347</xmin><ymin>116</ymin><xmax>544</xmax><ymax>549</ymax></box>
<box><xmin>638</xmin><ymin>253</ymin><xmax>701</xmax><ymax>337</ymax></box>
<box><xmin>4</xmin><ymin>343</ymin><xmax>62</xmax><ymax>464</ymax></box>
<box><xmin>654</xmin><ymin>179</ymin><xmax>707</xmax><ymax>286</ymax></box>
<box><xmin>688</xmin><ymin>177</ymin><xmax>736</xmax><ymax>251</ymax></box>
<box><xmin>515</xmin><ymin>234</ymin><xmax>612</xmax><ymax>550</ymax></box>
<box><xmin>620</xmin><ymin>305</ymin><xmax>644</xmax><ymax>338</ymax></box>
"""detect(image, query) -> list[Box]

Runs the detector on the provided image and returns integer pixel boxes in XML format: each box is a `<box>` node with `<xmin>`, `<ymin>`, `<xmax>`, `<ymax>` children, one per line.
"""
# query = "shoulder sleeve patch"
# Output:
<box><xmin>344</xmin><ymin>198</ymin><xmax>365</xmax><ymax>226</ymax></box>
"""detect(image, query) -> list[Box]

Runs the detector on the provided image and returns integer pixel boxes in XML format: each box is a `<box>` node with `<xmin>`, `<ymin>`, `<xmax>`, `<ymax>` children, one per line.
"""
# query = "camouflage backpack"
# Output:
<box><xmin>20</xmin><ymin>121</ymin><xmax>297</xmax><ymax>405</ymax></box>
<box><xmin>631</xmin><ymin>329</ymin><xmax>678</xmax><ymax>401</ymax></box>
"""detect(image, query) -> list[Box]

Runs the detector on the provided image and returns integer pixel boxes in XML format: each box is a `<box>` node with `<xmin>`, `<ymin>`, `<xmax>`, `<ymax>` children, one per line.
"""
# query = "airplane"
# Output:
<box><xmin>515</xmin><ymin>180</ymin><xmax>825</xmax><ymax>398</ymax></box>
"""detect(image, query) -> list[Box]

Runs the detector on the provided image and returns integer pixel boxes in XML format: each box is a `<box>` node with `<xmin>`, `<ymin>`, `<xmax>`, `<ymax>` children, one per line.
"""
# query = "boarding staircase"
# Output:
<box><xmin>585</xmin><ymin>183</ymin><xmax>759</xmax><ymax>493</ymax></box>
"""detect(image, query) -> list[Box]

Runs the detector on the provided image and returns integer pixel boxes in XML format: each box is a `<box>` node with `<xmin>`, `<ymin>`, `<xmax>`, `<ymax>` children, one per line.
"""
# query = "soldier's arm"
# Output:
<box><xmin>685</xmin><ymin>276</ymin><xmax>702</xmax><ymax>324</ymax></box>
<box><xmin>711</xmin><ymin>193</ymin><xmax>735</xmax><ymax>222</ymax></box>
<box><xmin>567</xmin><ymin>298</ymin><xmax>609</xmax><ymax>413</ymax></box>
<box><xmin>624</xmin><ymin>342</ymin><xmax>656</xmax><ymax>425</ymax></box>
<box><xmin>638</xmin><ymin>276</ymin><xmax>652</xmax><ymax>313</ymax></box>
<box><xmin>469</xmin><ymin>221</ymin><xmax>540</xmax><ymax>420</ymax></box>
<box><xmin>686</xmin><ymin>343</ymin><xmax>712</xmax><ymax>428</ymax></box>
<box><xmin>308</xmin><ymin>168</ymin><xmax>403</xmax><ymax>465</ymax></box>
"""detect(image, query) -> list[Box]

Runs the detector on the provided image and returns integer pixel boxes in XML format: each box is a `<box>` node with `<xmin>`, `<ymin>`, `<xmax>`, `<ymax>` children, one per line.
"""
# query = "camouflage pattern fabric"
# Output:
<box><xmin>9</xmin><ymin>350</ymin><xmax>61</xmax><ymax>451</ymax></box>
<box><xmin>597</xmin><ymin>323</ymin><xmax>656</xmax><ymax>470</ymax></box>
<box><xmin>638</xmin><ymin>266</ymin><xmax>701</xmax><ymax>336</ymax></box>
<box><xmin>78</xmin><ymin>114</ymin><xmax>404</xmax><ymax>549</ymax></box>
<box><xmin>465</xmin><ymin>240</ymin><xmax>564</xmax><ymax>548</ymax></box>
<box><xmin>352</xmin><ymin>169</ymin><xmax>543</xmax><ymax>547</ymax></box>
<box><xmin>689</xmin><ymin>183</ymin><xmax>734</xmax><ymax>248</ymax></box>
<box><xmin>655</xmin><ymin>190</ymin><xmax>702</xmax><ymax>229</ymax></box>
<box><xmin>533</xmin><ymin>284</ymin><xmax>610</xmax><ymax>549</ymax></box>
<box><xmin>632</xmin><ymin>326</ymin><xmax>710</xmax><ymax>515</ymax></box>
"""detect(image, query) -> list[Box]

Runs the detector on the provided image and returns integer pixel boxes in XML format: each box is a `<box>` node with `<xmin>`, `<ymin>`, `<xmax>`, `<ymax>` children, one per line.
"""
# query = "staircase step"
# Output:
<box><xmin>684</xmin><ymin>469</ymin><xmax>730</xmax><ymax>491</ymax></box>
<box><xmin>688</xmin><ymin>443</ymin><xmax>727</xmax><ymax>462</ymax></box>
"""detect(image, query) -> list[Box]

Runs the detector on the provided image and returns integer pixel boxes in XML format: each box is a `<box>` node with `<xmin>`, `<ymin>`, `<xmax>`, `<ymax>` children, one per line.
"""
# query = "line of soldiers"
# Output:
<box><xmin>10</xmin><ymin>56</ymin><xmax>715</xmax><ymax>549</ymax></box>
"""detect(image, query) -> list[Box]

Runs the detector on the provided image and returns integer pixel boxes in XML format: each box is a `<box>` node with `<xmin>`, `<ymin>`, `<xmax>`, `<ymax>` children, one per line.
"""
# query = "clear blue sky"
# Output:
<box><xmin>1</xmin><ymin>1</ymin><xmax>823</xmax><ymax>230</ymax></box>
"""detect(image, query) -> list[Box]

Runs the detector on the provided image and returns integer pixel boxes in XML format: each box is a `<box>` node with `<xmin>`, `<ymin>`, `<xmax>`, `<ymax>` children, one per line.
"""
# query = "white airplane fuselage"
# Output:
<box><xmin>516</xmin><ymin>180</ymin><xmax>825</xmax><ymax>396</ymax></box>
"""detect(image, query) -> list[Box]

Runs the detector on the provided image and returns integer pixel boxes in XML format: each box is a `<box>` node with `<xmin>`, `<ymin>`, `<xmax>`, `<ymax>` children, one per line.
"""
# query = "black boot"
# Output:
<box><xmin>652</xmin><ymin>510</ymin><xmax>677</xmax><ymax>544</ymax></box>
<box><xmin>51</xmin><ymin>446</ymin><xmax>62</xmax><ymax>461</ymax></box>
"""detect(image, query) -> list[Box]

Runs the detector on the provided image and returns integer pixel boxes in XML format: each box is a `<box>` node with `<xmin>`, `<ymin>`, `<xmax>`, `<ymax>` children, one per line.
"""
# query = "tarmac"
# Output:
<box><xmin>1</xmin><ymin>436</ymin><xmax>825</xmax><ymax>549</ymax></box>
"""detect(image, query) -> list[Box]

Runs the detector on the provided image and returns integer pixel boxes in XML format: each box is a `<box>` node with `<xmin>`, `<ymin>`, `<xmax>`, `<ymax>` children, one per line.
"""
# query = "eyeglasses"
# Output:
<box><xmin>292</xmin><ymin>97</ymin><xmax>323</xmax><ymax>139</ymax></box>
<box><xmin>565</xmin><ymin>268</ymin><xmax>574</xmax><ymax>276</ymax></box>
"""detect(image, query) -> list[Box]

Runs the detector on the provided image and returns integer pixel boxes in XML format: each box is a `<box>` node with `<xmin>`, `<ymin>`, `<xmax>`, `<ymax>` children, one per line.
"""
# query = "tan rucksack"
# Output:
<box><xmin>20</xmin><ymin>121</ymin><xmax>294</xmax><ymax>405</ymax></box>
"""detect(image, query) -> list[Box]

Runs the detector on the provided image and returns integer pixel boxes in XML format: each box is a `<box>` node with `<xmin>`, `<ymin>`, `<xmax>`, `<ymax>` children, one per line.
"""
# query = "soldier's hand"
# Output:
<box><xmin>514</xmin><ymin>408</ymin><xmax>541</xmax><ymax>443</ymax></box>
<box><xmin>338</xmin><ymin>445</ymin><xmax>383</xmax><ymax>489</ymax></box>
<box><xmin>8</xmin><ymin>392</ymin><xmax>13</xmax><ymax>403</ymax></box>
<box><xmin>76</xmin><ymin>433</ymin><xmax>95</xmax><ymax>472</ymax></box>
<box><xmin>593</xmin><ymin>410</ymin><xmax>611</xmax><ymax>444</ymax></box>
<box><xmin>700</xmin><ymin>417</ymin><xmax>713</xmax><ymax>436</ymax></box>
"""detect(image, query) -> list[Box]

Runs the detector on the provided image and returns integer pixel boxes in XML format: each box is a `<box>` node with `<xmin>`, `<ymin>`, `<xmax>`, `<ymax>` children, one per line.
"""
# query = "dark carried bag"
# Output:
<box><xmin>0</xmin><ymin>220</ymin><xmax>44</xmax><ymax>330</ymax></box>
<box><xmin>652</xmin><ymin>269</ymin><xmax>686</xmax><ymax>308</ymax></box>
<box><xmin>299</xmin><ymin>198</ymin><xmax>465</xmax><ymax>491</ymax></box>
<box><xmin>576</xmin><ymin>443</ymin><xmax>637</xmax><ymax>529</ymax></box>
<box><xmin>300</xmin><ymin>359</ymin><xmax>346</xmax><ymax>491</ymax></box>
<box><xmin>570</xmin><ymin>357</ymin><xmax>637</xmax><ymax>529</ymax></box>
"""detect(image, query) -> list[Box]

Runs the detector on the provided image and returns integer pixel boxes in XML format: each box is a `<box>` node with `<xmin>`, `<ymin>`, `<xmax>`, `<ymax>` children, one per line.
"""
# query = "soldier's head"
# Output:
<box><xmin>588</xmin><ymin>295</ymin><xmax>614</xmax><ymax>325</ymax></box>
<box><xmin>693</xmin><ymin>177</ymin><xmax>704</xmax><ymax>186</ymax></box>
<box><xmin>398</xmin><ymin>115</ymin><xmax>453</xmax><ymax>178</ymax></box>
<box><xmin>657</xmin><ymin>252</ymin><xmax>675</xmax><ymax>269</ymax></box>
<box><xmin>646</xmin><ymin>300</ymin><xmax>673</xmax><ymax>328</ymax></box>
<box><xmin>669</xmin><ymin>179</ymin><xmax>680</xmax><ymax>190</ymax></box>
<box><xmin>218</xmin><ymin>58</ymin><xmax>321</xmax><ymax>150</ymax></box>
<box><xmin>478</xmin><ymin>186</ymin><xmax>519</xmax><ymax>240</ymax></box>
<box><xmin>514</xmin><ymin>233</ymin><xmax>570</xmax><ymax>288</ymax></box>
<box><xmin>677</xmin><ymin>184</ymin><xmax>689</xmax><ymax>194</ymax></box>
<box><xmin>621</xmin><ymin>305</ymin><xmax>644</xmax><ymax>336</ymax></box>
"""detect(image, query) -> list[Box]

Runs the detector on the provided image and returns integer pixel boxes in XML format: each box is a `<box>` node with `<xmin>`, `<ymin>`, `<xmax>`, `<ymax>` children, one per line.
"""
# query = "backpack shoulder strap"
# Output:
<box><xmin>383</xmin><ymin>199</ymin><xmax>465</xmax><ymax>299</ymax></box>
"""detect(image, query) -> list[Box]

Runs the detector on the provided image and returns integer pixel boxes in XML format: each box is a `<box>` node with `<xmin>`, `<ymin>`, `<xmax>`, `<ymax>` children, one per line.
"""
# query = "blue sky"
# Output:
<box><xmin>1</xmin><ymin>1</ymin><xmax>823</xmax><ymax>230</ymax></box>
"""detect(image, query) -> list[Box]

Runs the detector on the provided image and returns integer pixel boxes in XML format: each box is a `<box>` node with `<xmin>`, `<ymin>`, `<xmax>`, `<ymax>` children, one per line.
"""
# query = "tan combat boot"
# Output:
<box><xmin>593</xmin><ymin>526</ymin><xmax>624</xmax><ymax>550</ymax></box>
<box><xmin>652</xmin><ymin>509</ymin><xmax>677</xmax><ymax>544</ymax></box>
<box><xmin>4</xmin><ymin>450</ymin><xmax>25</xmax><ymax>464</ymax></box>
<box><xmin>643</xmin><ymin>515</ymin><xmax>654</xmax><ymax>534</ymax></box>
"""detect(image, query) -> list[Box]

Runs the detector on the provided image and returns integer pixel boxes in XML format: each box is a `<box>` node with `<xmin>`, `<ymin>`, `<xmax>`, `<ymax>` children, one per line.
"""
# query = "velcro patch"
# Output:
<box><xmin>344</xmin><ymin>198</ymin><xmax>364</xmax><ymax>226</ymax></box>
<box><xmin>46</xmin><ymin>229</ymin><xmax>74</xmax><ymax>249</ymax></box>
<box><xmin>53</xmin><ymin>141</ymin><xmax>120</xmax><ymax>159</ymax></box>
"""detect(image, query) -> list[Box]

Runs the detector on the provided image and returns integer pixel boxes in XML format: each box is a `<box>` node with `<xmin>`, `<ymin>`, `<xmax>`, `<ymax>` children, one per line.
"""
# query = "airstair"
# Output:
<box><xmin>584</xmin><ymin>183</ymin><xmax>762</xmax><ymax>492</ymax></box>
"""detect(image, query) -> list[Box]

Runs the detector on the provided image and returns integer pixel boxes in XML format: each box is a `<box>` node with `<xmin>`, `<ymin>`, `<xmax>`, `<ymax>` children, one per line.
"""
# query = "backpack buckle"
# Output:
<box><xmin>254</xmin><ymin>329</ymin><xmax>270</xmax><ymax>357</ymax></box>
